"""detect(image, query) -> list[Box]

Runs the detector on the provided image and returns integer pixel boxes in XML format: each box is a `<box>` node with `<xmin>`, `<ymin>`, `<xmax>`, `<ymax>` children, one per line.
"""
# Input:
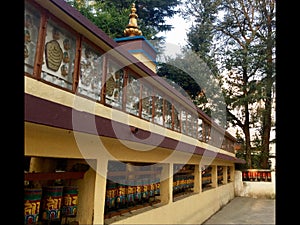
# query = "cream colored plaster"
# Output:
<box><xmin>25</xmin><ymin>121</ymin><xmax>235</xmax><ymax>169</ymax></box>
<box><xmin>76</xmin><ymin>168</ymin><xmax>96</xmax><ymax>224</ymax></box>
<box><xmin>25</xmin><ymin>122</ymin><xmax>83</xmax><ymax>158</ymax></box>
<box><xmin>25</xmin><ymin>122</ymin><xmax>200</xmax><ymax>164</ymax></box>
<box><xmin>234</xmin><ymin>171</ymin><xmax>276</xmax><ymax>199</ymax></box>
<box><xmin>25</xmin><ymin>76</ymin><xmax>234</xmax><ymax>159</ymax></box>
<box><xmin>223</xmin><ymin>166</ymin><xmax>228</xmax><ymax>184</ymax></box>
<box><xmin>132</xmin><ymin>53</ymin><xmax>156</xmax><ymax>73</ymax></box>
<box><xmin>93</xmin><ymin>161</ymin><xmax>108</xmax><ymax>224</ymax></box>
<box><xmin>25</xmin><ymin>2</ymin><xmax>240</xmax><ymax>224</ymax></box>
<box><xmin>25</xmin><ymin>121</ymin><xmax>237</xmax><ymax>224</ymax></box>
<box><xmin>109</xmin><ymin>183</ymin><xmax>234</xmax><ymax>224</ymax></box>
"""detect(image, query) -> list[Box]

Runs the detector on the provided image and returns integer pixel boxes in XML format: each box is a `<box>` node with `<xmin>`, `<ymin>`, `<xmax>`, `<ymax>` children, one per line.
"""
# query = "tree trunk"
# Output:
<box><xmin>260</xmin><ymin>57</ymin><xmax>273</xmax><ymax>169</ymax></box>
<box><xmin>260</xmin><ymin>4</ymin><xmax>274</xmax><ymax>169</ymax></box>
<box><xmin>244</xmin><ymin>104</ymin><xmax>252</xmax><ymax>169</ymax></box>
<box><xmin>244</xmin><ymin>130</ymin><xmax>252</xmax><ymax>169</ymax></box>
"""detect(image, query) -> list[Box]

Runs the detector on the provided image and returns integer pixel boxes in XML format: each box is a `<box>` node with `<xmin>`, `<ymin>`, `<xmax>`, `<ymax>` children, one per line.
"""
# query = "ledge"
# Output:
<box><xmin>24</xmin><ymin>171</ymin><xmax>86</xmax><ymax>181</ymax></box>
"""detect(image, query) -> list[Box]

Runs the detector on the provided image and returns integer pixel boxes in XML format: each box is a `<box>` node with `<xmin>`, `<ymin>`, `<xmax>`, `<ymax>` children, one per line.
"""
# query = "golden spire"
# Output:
<box><xmin>124</xmin><ymin>3</ymin><xmax>142</xmax><ymax>37</ymax></box>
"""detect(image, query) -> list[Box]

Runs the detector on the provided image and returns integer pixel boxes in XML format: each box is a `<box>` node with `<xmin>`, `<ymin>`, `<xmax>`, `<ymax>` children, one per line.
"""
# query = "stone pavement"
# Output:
<box><xmin>202</xmin><ymin>196</ymin><xmax>275</xmax><ymax>224</ymax></box>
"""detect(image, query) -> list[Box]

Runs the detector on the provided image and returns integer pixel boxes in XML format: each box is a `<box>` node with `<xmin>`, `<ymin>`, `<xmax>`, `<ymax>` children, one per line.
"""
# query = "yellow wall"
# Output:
<box><xmin>25</xmin><ymin>76</ymin><xmax>235</xmax><ymax>159</ymax></box>
<box><xmin>25</xmin><ymin>1</ymin><xmax>238</xmax><ymax>223</ymax></box>
<box><xmin>25</xmin><ymin>121</ymin><xmax>235</xmax><ymax>224</ymax></box>
<box><xmin>25</xmin><ymin>68</ymin><xmax>236</xmax><ymax>225</ymax></box>
<box><xmin>132</xmin><ymin>52</ymin><xmax>157</xmax><ymax>73</ymax></box>
<box><xmin>108</xmin><ymin>183</ymin><xmax>234</xmax><ymax>224</ymax></box>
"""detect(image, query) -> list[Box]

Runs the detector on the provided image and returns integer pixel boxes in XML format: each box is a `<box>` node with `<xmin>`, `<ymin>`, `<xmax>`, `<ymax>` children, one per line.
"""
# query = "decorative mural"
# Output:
<box><xmin>141</xmin><ymin>82</ymin><xmax>153</xmax><ymax>121</ymax></box>
<box><xmin>24</xmin><ymin>6</ymin><xmax>40</xmax><ymax>75</ymax></box>
<box><xmin>42</xmin><ymin>20</ymin><xmax>76</xmax><ymax>90</ymax></box>
<box><xmin>105</xmin><ymin>60</ymin><xmax>124</xmax><ymax>108</ymax></box>
<box><xmin>126</xmin><ymin>73</ymin><xmax>140</xmax><ymax>116</ymax></box>
<box><xmin>45</xmin><ymin>31</ymin><xmax>63</xmax><ymax>72</ymax></box>
<box><xmin>77</xmin><ymin>43</ymin><xmax>103</xmax><ymax>101</ymax></box>
<box><xmin>24</xmin><ymin>0</ymin><xmax>236</xmax><ymax>154</ymax></box>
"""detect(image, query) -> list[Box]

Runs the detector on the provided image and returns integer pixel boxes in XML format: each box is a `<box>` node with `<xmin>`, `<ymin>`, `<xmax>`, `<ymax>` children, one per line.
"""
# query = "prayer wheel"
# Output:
<box><xmin>24</xmin><ymin>188</ymin><xmax>42</xmax><ymax>224</ymax></box>
<box><xmin>41</xmin><ymin>186</ymin><xmax>63</xmax><ymax>221</ymax></box>
<box><xmin>61</xmin><ymin>186</ymin><xmax>78</xmax><ymax>217</ymax></box>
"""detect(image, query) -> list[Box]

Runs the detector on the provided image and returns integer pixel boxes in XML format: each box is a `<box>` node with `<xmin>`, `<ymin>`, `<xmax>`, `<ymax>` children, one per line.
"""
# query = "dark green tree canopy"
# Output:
<box><xmin>65</xmin><ymin>0</ymin><xmax>181</xmax><ymax>41</ymax></box>
<box><xmin>101</xmin><ymin>0</ymin><xmax>180</xmax><ymax>33</ymax></box>
<box><xmin>180</xmin><ymin>0</ymin><xmax>276</xmax><ymax>169</ymax></box>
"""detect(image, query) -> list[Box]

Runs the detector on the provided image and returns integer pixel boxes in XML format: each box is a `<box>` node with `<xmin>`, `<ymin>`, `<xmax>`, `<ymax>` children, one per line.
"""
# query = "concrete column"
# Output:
<box><xmin>159</xmin><ymin>163</ymin><xmax>170</xmax><ymax>204</ymax></box>
<box><xmin>92</xmin><ymin>159</ymin><xmax>108</xmax><ymax>225</ymax></box>
<box><xmin>223</xmin><ymin>166</ymin><xmax>228</xmax><ymax>184</ymax></box>
<box><xmin>211</xmin><ymin>165</ymin><xmax>217</xmax><ymax>188</ymax></box>
<box><xmin>194</xmin><ymin>164</ymin><xmax>201</xmax><ymax>193</ymax></box>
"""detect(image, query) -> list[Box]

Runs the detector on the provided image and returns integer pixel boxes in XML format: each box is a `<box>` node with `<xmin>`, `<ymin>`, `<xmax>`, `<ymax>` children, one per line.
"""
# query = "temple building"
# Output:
<box><xmin>24</xmin><ymin>0</ymin><xmax>244</xmax><ymax>224</ymax></box>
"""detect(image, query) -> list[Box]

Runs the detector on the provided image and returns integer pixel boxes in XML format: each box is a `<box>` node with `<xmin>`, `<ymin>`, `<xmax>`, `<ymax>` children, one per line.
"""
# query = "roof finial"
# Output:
<box><xmin>124</xmin><ymin>3</ymin><xmax>142</xmax><ymax>37</ymax></box>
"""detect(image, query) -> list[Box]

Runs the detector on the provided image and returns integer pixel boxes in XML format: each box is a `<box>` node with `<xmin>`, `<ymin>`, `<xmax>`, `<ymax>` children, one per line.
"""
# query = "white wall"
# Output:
<box><xmin>234</xmin><ymin>171</ymin><xmax>275</xmax><ymax>199</ymax></box>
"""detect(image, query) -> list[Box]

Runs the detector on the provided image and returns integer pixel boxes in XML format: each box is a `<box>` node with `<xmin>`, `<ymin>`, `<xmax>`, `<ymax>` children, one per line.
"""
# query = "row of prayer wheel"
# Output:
<box><xmin>173</xmin><ymin>174</ymin><xmax>194</xmax><ymax>194</ymax></box>
<box><xmin>105</xmin><ymin>178</ymin><xmax>160</xmax><ymax>213</ymax></box>
<box><xmin>24</xmin><ymin>186</ymin><xmax>78</xmax><ymax>225</ymax></box>
<box><xmin>242</xmin><ymin>170</ymin><xmax>272</xmax><ymax>182</ymax></box>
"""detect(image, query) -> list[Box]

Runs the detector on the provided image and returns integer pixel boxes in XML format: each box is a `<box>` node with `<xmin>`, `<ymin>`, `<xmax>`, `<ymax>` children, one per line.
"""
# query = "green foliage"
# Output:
<box><xmin>102</xmin><ymin>0</ymin><xmax>180</xmax><ymax>32</ymax></box>
<box><xmin>156</xmin><ymin>49</ymin><xmax>227</xmax><ymax>125</ymax></box>
<box><xmin>181</xmin><ymin>0</ymin><xmax>276</xmax><ymax>168</ymax></box>
<box><xmin>64</xmin><ymin>0</ymin><xmax>181</xmax><ymax>40</ymax></box>
<box><xmin>157</xmin><ymin>62</ymin><xmax>202</xmax><ymax>100</ymax></box>
<box><xmin>64</xmin><ymin>1</ymin><xmax>131</xmax><ymax>38</ymax></box>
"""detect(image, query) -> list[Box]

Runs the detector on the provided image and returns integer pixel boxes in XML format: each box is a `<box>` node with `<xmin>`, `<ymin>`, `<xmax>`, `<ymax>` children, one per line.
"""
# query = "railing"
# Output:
<box><xmin>25</xmin><ymin>0</ymin><xmax>236</xmax><ymax>154</ymax></box>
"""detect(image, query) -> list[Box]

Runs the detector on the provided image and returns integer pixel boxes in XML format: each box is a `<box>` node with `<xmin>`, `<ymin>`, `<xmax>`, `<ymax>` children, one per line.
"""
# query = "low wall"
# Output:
<box><xmin>109</xmin><ymin>183</ymin><xmax>235</xmax><ymax>224</ymax></box>
<box><xmin>234</xmin><ymin>170</ymin><xmax>275</xmax><ymax>199</ymax></box>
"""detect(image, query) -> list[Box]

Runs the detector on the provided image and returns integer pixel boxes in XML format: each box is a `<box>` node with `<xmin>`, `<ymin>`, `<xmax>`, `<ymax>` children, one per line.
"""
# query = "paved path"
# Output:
<box><xmin>202</xmin><ymin>196</ymin><xmax>275</xmax><ymax>224</ymax></box>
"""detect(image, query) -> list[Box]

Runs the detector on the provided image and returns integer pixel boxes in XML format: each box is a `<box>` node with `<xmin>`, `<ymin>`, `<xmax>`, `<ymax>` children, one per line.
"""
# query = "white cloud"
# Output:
<box><xmin>159</xmin><ymin>14</ymin><xmax>191</xmax><ymax>46</ymax></box>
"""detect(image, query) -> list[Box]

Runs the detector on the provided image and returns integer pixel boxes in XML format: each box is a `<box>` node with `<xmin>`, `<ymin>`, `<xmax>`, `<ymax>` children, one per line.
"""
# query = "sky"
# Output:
<box><xmin>158</xmin><ymin>14</ymin><xmax>192</xmax><ymax>58</ymax></box>
<box><xmin>156</xmin><ymin>15</ymin><xmax>242</xmax><ymax>138</ymax></box>
<box><xmin>162</xmin><ymin>14</ymin><xmax>190</xmax><ymax>46</ymax></box>
<box><xmin>158</xmin><ymin>8</ymin><xmax>276</xmax><ymax>147</ymax></box>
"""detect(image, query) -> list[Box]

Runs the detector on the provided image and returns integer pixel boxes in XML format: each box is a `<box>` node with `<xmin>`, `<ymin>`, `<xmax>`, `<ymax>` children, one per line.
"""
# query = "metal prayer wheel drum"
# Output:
<box><xmin>116</xmin><ymin>180</ymin><xmax>127</xmax><ymax>208</ymax></box>
<box><xmin>141</xmin><ymin>178</ymin><xmax>150</xmax><ymax>202</ymax></box>
<box><xmin>148</xmin><ymin>178</ymin><xmax>155</xmax><ymax>197</ymax></box>
<box><xmin>24</xmin><ymin>188</ymin><xmax>43</xmax><ymax>225</ymax></box>
<box><xmin>134</xmin><ymin>180</ymin><xmax>142</xmax><ymax>203</ymax></box>
<box><xmin>154</xmin><ymin>178</ymin><xmax>160</xmax><ymax>196</ymax></box>
<box><xmin>61</xmin><ymin>186</ymin><xmax>78</xmax><ymax>217</ymax></box>
<box><xmin>126</xmin><ymin>180</ymin><xmax>135</xmax><ymax>205</ymax></box>
<box><xmin>41</xmin><ymin>186</ymin><xmax>63</xmax><ymax>221</ymax></box>
<box><xmin>105</xmin><ymin>180</ymin><xmax>117</xmax><ymax>211</ymax></box>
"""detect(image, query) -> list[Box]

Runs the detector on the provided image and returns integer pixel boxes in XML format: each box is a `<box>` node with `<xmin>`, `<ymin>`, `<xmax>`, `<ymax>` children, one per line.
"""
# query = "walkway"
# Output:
<box><xmin>202</xmin><ymin>196</ymin><xmax>275</xmax><ymax>224</ymax></box>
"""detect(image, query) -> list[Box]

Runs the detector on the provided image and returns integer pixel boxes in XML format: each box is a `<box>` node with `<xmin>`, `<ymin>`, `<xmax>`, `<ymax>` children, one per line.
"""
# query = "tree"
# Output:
<box><xmin>255</xmin><ymin>0</ymin><xmax>276</xmax><ymax>169</ymax></box>
<box><xmin>181</xmin><ymin>0</ymin><xmax>276</xmax><ymax>169</ymax></box>
<box><xmin>157</xmin><ymin>48</ymin><xmax>227</xmax><ymax>127</ymax></box>
<box><xmin>64</xmin><ymin>1</ymin><xmax>131</xmax><ymax>38</ymax></box>
<box><xmin>157</xmin><ymin>55</ymin><xmax>209</xmax><ymax>114</ymax></box>
<box><xmin>64</xmin><ymin>0</ymin><xmax>181</xmax><ymax>42</ymax></box>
